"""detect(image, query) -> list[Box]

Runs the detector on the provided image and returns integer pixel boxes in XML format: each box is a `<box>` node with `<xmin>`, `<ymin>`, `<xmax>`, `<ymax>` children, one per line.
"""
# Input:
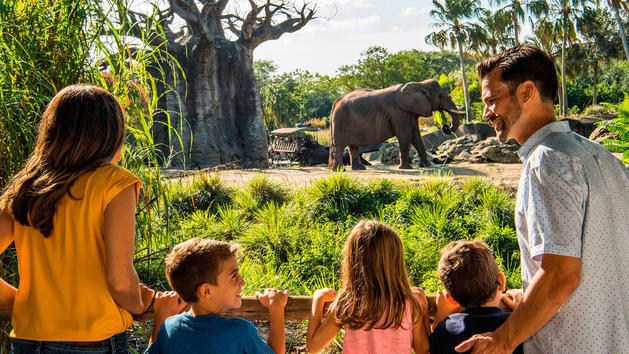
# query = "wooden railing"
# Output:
<box><xmin>0</xmin><ymin>294</ymin><xmax>512</xmax><ymax>322</ymax></box>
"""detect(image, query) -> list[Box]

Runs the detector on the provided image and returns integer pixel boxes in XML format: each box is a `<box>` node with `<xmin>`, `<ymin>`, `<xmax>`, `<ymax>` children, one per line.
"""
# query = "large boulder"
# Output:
<box><xmin>562</xmin><ymin>118</ymin><xmax>599</xmax><ymax>138</ymax></box>
<box><xmin>470</xmin><ymin>138</ymin><xmax>520</xmax><ymax>163</ymax></box>
<box><xmin>589</xmin><ymin>122</ymin><xmax>621</xmax><ymax>145</ymax></box>
<box><xmin>455</xmin><ymin>122</ymin><xmax>496</xmax><ymax>140</ymax></box>
<box><xmin>378</xmin><ymin>142</ymin><xmax>420</xmax><ymax>165</ymax></box>
<box><xmin>437</xmin><ymin>134</ymin><xmax>482</xmax><ymax>158</ymax></box>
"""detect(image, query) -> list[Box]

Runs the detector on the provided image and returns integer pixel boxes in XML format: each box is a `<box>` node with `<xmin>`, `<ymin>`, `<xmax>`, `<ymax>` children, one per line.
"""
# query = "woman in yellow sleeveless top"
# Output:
<box><xmin>0</xmin><ymin>85</ymin><xmax>155</xmax><ymax>353</ymax></box>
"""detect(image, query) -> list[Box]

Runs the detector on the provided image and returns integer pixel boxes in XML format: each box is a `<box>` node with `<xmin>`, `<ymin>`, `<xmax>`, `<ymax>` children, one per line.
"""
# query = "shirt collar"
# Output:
<box><xmin>464</xmin><ymin>306</ymin><xmax>504</xmax><ymax>315</ymax></box>
<box><xmin>517</xmin><ymin>120</ymin><xmax>570</xmax><ymax>162</ymax></box>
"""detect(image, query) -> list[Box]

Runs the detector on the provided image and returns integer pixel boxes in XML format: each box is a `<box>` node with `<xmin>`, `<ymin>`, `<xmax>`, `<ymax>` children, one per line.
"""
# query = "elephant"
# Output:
<box><xmin>328</xmin><ymin>79</ymin><xmax>465</xmax><ymax>170</ymax></box>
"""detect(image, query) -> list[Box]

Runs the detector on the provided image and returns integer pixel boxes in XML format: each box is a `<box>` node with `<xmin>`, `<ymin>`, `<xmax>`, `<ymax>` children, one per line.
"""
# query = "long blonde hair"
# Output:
<box><xmin>0</xmin><ymin>85</ymin><xmax>125</xmax><ymax>237</ymax></box>
<box><xmin>333</xmin><ymin>220</ymin><xmax>420</xmax><ymax>330</ymax></box>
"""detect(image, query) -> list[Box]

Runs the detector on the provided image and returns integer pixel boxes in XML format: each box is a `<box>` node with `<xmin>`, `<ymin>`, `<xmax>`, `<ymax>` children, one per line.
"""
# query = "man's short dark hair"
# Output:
<box><xmin>438</xmin><ymin>240</ymin><xmax>500</xmax><ymax>308</ymax></box>
<box><xmin>477</xmin><ymin>44</ymin><xmax>558</xmax><ymax>102</ymax></box>
<box><xmin>165</xmin><ymin>238</ymin><xmax>240</xmax><ymax>303</ymax></box>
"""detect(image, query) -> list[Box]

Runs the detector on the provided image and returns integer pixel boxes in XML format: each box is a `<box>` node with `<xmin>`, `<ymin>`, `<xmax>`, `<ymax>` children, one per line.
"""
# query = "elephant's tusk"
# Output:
<box><xmin>446</xmin><ymin>109</ymin><xmax>466</xmax><ymax>115</ymax></box>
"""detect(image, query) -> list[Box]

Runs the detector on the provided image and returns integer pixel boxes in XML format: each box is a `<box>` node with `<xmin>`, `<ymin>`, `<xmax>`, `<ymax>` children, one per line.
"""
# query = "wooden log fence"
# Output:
<box><xmin>0</xmin><ymin>294</ymin><xmax>512</xmax><ymax>322</ymax></box>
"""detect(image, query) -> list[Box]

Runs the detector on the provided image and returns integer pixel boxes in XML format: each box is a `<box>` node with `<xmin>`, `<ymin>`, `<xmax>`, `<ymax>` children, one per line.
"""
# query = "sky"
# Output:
<box><xmin>252</xmin><ymin>0</ymin><xmax>533</xmax><ymax>75</ymax></box>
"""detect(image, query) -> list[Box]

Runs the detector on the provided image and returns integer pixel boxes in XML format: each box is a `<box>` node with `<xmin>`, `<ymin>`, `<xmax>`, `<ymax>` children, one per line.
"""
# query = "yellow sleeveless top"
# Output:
<box><xmin>10</xmin><ymin>164</ymin><xmax>141</xmax><ymax>341</ymax></box>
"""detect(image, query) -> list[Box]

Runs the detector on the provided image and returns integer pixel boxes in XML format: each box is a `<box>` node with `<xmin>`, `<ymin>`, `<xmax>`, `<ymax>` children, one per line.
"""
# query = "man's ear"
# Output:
<box><xmin>444</xmin><ymin>290</ymin><xmax>461</xmax><ymax>307</ymax></box>
<box><xmin>498</xmin><ymin>272</ymin><xmax>506</xmax><ymax>292</ymax></box>
<box><xmin>197</xmin><ymin>283</ymin><xmax>211</xmax><ymax>299</ymax></box>
<box><xmin>518</xmin><ymin>80</ymin><xmax>536</xmax><ymax>103</ymax></box>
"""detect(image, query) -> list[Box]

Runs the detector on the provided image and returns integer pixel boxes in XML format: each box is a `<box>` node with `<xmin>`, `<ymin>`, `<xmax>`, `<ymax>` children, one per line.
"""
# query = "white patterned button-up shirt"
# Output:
<box><xmin>515</xmin><ymin>120</ymin><xmax>629</xmax><ymax>354</ymax></box>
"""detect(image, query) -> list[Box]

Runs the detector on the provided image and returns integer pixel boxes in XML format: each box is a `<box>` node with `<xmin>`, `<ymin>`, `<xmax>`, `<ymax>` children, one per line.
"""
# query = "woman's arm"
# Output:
<box><xmin>306</xmin><ymin>288</ymin><xmax>341</xmax><ymax>353</ymax></box>
<box><xmin>103</xmin><ymin>185</ymin><xmax>153</xmax><ymax>314</ymax></box>
<box><xmin>0</xmin><ymin>211</ymin><xmax>16</xmax><ymax>309</ymax></box>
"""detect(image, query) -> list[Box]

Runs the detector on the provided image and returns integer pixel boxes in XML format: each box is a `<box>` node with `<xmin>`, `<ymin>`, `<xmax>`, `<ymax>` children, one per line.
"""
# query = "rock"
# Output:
<box><xmin>455</xmin><ymin>122</ymin><xmax>496</xmax><ymax>140</ymax></box>
<box><xmin>471</xmin><ymin>138</ymin><xmax>520</xmax><ymax>163</ymax></box>
<box><xmin>562</xmin><ymin>118</ymin><xmax>599</xmax><ymax>138</ymax></box>
<box><xmin>437</xmin><ymin>134</ymin><xmax>482</xmax><ymax>160</ymax></box>
<box><xmin>421</xmin><ymin>130</ymin><xmax>452</xmax><ymax>151</ymax></box>
<box><xmin>379</xmin><ymin>142</ymin><xmax>420</xmax><ymax>165</ymax></box>
<box><xmin>589</xmin><ymin>123</ymin><xmax>621</xmax><ymax>145</ymax></box>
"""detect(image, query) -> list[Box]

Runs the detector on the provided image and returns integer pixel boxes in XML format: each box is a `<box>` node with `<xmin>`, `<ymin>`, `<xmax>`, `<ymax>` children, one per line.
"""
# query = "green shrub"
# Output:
<box><xmin>234</xmin><ymin>175</ymin><xmax>289</xmax><ymax>216</ymax></box>
<box><xmin>602</xmin><ymin>95</ymin><xmax>629</xmax><ymax>165</ymax></box>
<box><xmin>165</xmin><ymin>174</ymin><xmax>233</xmax><ymax>216</ymax></box>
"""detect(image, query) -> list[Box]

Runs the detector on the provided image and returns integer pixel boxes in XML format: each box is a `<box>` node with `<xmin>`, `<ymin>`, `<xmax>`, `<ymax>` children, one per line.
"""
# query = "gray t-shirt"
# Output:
<box><xmin>516</xmin><ymin>120</ymin><xmax>629</xmax><ymax>353</ymax></box>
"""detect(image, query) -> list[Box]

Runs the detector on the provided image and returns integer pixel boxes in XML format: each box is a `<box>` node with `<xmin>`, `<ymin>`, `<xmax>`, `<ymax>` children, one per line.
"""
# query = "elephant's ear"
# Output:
<box><xmin>396</xmin><ymin>83</ymin><xmax>432</xmax><ymax>117</ymax></box>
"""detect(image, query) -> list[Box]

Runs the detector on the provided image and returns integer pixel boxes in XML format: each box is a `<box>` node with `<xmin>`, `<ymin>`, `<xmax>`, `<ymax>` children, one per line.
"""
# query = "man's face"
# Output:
<box><xmin>208</xmin><ymin>255</ymin><xmax>246</xmax><ymax>310</ymax></box>
<box><xmin>481</xmin><ymin>69</ymin><xmax>522</xmax><ymax>142</ymax></box>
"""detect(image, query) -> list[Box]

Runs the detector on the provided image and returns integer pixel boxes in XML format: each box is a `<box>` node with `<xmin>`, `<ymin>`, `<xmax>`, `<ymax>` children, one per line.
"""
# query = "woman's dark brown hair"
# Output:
<box><xmin>0</xmin><ymin>85</ymin><xmax>125</xmax><ymax>237</ymax></box>
<box><xmin>332</xmin><ymin>220</ymin><xmax>420</xmax><ymax>330</ymax></box>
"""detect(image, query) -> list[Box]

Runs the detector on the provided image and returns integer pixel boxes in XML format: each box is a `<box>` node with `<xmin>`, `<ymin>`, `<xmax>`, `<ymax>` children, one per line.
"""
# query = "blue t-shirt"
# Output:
<box><xmin>429</xmin><ymin>307</ymin><xmax>523</xmax><ymax>354</ymax></box>
<box><xmin>145</xmin><ymin>313</ymin><xmax>274</xmax><ymax>354</ymax></box>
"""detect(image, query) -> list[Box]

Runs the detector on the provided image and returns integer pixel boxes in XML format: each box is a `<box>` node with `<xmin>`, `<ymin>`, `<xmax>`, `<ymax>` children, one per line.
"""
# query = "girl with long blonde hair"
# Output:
<box><xmin>0</xmin><ymin>85</ymin><xmax>154</xmax><ymax>352</ymax></box>
<box><xmin>306</xmin><ymin>220</ymin><xmax>430</xmax><ymax>354</ymax></box>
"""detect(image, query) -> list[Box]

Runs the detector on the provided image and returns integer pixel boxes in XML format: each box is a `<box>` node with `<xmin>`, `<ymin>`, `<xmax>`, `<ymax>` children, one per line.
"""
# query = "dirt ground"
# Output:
<box><xmin>165</xmin><ymin>161</ymin><xmax>524</xmax><ymax>193</ymax></box>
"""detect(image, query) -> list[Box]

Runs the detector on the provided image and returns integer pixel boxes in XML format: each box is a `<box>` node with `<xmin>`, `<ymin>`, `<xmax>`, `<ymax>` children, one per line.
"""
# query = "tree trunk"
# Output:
<box><xmin>612</xmin><ymin>4</ymin><xmax>629</xmax><ymax>63</ymax></box>
<box><xmin>593</xmin><ymin>60</ymin><xmax>598</xmax><ymax>106</ymax></box>
<box><xmin>457</xmin><ymin>40</ymin><xmax>471</xmax><ymax>123</ymax></box>
<box><xmin>513</xmin><ymin>10</ymin><xmax>520</xmax><ymax>45</ymax></box>
<box><xmin>153</xmin><ymin>39</ymin><xmax>268</xmax><ymax>169</ymax></box>
<box><xmin>561</xmin><ymin>21</ymin><xmax>567</xmax><ymax>117</ymax></box>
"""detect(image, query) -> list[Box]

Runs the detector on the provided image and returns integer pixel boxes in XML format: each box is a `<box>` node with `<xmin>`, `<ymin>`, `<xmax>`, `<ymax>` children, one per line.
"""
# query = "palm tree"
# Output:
<box><xmin>426</xmin><ymin>0</ymin><xmax>485</xmax><ymax>123</ymax></box>
<box><xmin>547</xmin><ymin>0</ymin><xmax>591</xmax><ymax>116</ymax></box>
<box><xmin>491</xmin><ymin>0</ymin><xmax>549</xmax><ymax>45</ymax></box>
<box><xmin>577</xmin><ymin>7</ymin><xmax>618</xmax><ymax>105</ymax></box>
<box><xmin>607</xmin><ymin>0</ymin><xmax>629</xmax><ymax>62</ymax></box>
<box><xmin>477</xmin><ymin>8</ymin><xmax>513</xmax><ymax>55</ymax></box>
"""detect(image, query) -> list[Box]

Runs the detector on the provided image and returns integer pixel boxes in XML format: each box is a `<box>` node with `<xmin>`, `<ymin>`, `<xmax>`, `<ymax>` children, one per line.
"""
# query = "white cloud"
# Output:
<box><xmin>391</xmin><ymin>26</ymin><xmax>403</xmax><ymax>33</ymax></box>
<box><xmin>298</xmin><ymin>15</ymin><xmax>382</xmax><ymax>35</ymax></box>
<box><xmin>400</xmin><ymin>7</ymin><xmax>423</xmax><ymax>17</ymax></box>
<box><xmin>317</xmin><ymin>0</ymin><xmax>376</xmax><ymax>9</ymax></box>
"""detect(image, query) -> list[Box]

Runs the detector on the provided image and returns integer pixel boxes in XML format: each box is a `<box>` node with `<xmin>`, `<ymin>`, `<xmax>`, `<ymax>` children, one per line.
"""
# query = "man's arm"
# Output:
<box><xmin>456</xmin><ymin>253</ymin><xmax>580</xmax><ymax>354</ymax></box>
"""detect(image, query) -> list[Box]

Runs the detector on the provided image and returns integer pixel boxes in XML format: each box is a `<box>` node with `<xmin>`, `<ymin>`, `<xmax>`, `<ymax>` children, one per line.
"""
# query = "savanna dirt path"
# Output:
<box><xmin>166</xmin><ymin>162</ymin><xmax>523</xmax><ymax>193</ymax></box>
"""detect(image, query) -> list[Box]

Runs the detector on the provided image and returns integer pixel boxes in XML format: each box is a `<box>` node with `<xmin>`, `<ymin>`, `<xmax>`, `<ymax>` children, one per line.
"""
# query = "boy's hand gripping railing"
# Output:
<box><xmin>0</xmin><ymin>294</ymin><xmax>513</xmax><ymax>322</ymax></box>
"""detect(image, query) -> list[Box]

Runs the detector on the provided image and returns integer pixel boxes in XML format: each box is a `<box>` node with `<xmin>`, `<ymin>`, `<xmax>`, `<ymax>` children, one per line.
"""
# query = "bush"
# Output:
<box><xmin>165</xmin><ymin>174</ymin><xmax>233</xmax><ymax>217</ymax></box>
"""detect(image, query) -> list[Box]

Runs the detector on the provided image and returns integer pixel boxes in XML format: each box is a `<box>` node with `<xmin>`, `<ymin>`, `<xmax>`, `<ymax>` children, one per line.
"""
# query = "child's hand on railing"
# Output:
<box><xmin>501</xmin><ymin>289</ymin><xmax>523</xmax><ymax>310</ymax></box>
<box><xmin>313</xmin><ymin>288</ymin><xmax>337</xmax><ymax>304</ymax></box>
<box><xmin>153</xmin><ymin>291</ymin><xmax>187</xmax><ymax>322</ymax></box>
<box><xmin>256</xmin><ymin>288</ymin><xmax>290</xmax><ymax>312</ymax></box>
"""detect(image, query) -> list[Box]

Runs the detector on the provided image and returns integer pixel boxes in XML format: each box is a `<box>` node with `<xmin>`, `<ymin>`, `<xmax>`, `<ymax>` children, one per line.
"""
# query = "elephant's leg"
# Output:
<box><xmin>411</xmin><ymin>124</ymin><xmax>431</xmax><ymax>168</ymax></box>
<box><xmin>349</xmin><ymin>145</ymin><xmax>366</xmax><ymax>170</ymax></box>
<box><xmin>331</xmin><ymin>142</ymin><xmax>344</xmax><ymax>171</ymax></box>
<box><xmin>393</xmin><ymin>124</ymin><xmax>413</xmax><ymax>169</ymax></box>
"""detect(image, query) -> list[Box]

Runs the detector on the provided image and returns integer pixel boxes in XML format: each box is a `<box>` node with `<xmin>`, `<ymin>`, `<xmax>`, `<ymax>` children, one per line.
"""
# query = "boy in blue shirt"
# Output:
<box><xmin>145</xmin><ymin>238</ymin><xmax>289</xmax><ymax>354</ymax></box>
<box><xmin>429</xmin><ymin>240</ymin><xmax>522</xmax><ymax>354</ymax></box>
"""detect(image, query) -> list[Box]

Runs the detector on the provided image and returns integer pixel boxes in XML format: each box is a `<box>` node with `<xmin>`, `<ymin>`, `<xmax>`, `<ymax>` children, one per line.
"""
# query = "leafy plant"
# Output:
<box><xmin>602</xmin><ymin>95</ymin><xmax>629</xmax><ymax>165</ymax></box>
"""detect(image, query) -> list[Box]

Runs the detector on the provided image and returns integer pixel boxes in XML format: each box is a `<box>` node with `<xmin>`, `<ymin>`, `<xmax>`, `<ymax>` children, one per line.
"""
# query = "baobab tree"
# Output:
<box><xmin>116</xmin><ymin>0</ymin><xmax>316</xmax><ymax>169</ymax></box>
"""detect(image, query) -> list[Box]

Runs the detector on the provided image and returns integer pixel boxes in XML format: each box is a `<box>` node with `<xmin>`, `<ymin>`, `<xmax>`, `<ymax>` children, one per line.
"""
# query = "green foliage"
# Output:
<box><xmin>234</xmin><ymin>175</ymin><xmax>289</xmax><ymax>216</ymax></box>
<box><xmin>255</xmin><ymin>65</ymin><xmax>341</xmax><ymax>129</ymax></box>
<box><xmin>0</xmin><ymin>0</ymin><xmax>96</xmax><ymax>187</ymax></box>
<box><xmin>165</xmin><ymin>174</ymin><xmax>233</xmax><ymax>217</ymax></box>
<box><xmin>602</xmin><ymin>95</ymin><xmax>629</xmax><ymax>164</ymax></box>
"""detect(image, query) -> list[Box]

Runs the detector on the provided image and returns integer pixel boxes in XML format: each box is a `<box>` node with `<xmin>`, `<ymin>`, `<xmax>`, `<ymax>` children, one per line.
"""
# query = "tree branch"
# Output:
<box><xmin>248</xmin><ymin>1</ymin><xmax>316</xmax><ymax>48</ymax></box>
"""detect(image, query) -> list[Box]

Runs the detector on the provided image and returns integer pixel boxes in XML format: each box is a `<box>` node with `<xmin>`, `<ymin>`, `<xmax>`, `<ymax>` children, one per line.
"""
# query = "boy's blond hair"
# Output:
<box><xmin>438</xmin><ymin>240</ymin><xmax>500</xmax><ymax>308</ymax></box>
<box><xmin>165</xmin><ymin>238</ymin><xmax>240</xmax><ymax>303</ymax></box>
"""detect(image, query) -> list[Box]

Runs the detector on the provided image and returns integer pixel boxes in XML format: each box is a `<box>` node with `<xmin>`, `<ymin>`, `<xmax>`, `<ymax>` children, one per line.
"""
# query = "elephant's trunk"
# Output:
<box><xmin>444</xmin><ymin>108</ymin><xmax>463</xmax><ymax>134</ymax></box>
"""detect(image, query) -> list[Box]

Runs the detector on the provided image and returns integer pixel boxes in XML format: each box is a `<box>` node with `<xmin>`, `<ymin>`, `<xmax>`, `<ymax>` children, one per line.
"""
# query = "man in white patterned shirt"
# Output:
<box><xmin>456</xmin><ymin>45</ymin><xmax>629</xmax><ymax>353</ymax></box>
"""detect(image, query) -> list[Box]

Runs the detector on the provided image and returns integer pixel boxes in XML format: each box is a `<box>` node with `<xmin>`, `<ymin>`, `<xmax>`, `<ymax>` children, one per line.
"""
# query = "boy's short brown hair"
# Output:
<box><xmin>165</xmin><ymin>238</ymin><xmax>240</xmax><ymax>303</ymax></box>
<box><xmin>438</xmin><ymin>240</ymin><xmax>499</xmax><ymax>308</ymax></box>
